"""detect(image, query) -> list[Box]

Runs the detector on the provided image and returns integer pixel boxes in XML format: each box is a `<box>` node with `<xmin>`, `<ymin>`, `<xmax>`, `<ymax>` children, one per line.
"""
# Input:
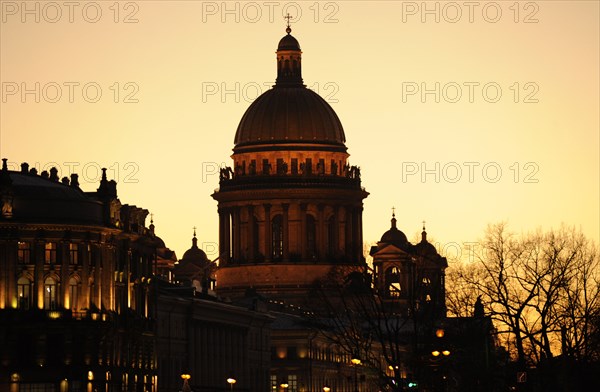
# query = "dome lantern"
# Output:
<box><xmin>276</xmin><ymin>14</ymin><xmax>303</xmax><ymax>87</ymax></box>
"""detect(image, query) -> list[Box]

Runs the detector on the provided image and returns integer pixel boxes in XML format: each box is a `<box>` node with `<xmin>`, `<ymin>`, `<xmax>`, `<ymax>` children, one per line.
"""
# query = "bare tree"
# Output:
<box><xmin>448</xmin><ymin>223</ymin><xmax>600</xmax><ymax>367</ymax></box>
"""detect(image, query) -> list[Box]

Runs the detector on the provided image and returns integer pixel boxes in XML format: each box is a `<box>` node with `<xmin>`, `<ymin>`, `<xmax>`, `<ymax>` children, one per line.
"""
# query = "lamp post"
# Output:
<box><xmin>226</xmin><ymin>377</ymin><xmax>237</xmax><ymax>391</ymax></box>
<box><xmin>180</xmin><ymin>373</ymin><xmax>191</xmax><ymax>392</ymax></box>
<box><xmin>351</xmin><ymin>356</ymin><xmax>361</xmax><ymax>392</ymax></box>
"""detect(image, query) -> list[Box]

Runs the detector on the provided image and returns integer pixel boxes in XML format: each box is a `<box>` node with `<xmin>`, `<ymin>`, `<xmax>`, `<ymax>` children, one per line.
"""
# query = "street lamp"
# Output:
<box><xmin>323</xmin><ymin>386</ymin><xmax>331</xmax><ymax>392</ymax></box>
<box><xmin>351</xmin><ymin>355</ymin><xmax>361</xmax><ymax>392</ymax></box>
<box><xmin>226</xmin><ymin>377</ymin><xmax>237</xmax><ymax>391</ymax></box>
<box><xmin>180</xmin><ymin>373</ymin><xmax>191</xmax><ymax>392</ymax></box>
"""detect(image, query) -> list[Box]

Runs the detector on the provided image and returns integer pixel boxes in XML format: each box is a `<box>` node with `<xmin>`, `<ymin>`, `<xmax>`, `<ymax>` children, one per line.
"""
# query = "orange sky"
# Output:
<box><xmin>1</xmin><ymin>0</ymin><xmax>598</xmax><ymax>259</ymax></box>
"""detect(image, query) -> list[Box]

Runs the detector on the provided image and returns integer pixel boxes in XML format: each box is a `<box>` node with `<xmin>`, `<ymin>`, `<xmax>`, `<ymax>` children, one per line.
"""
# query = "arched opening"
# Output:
<box><xmin>44</xmin><ymin>276</ymin><xmax>58</xmax><ymax>310</ymax></box>
<box><xmin>69</xmin><ymin>277</ymin><xmax>79</xmax><ymax>311</ymax></box>
<box><xmin>17</xmin><ymin>276</ymin><xmax>31</xmax><ymax>309</ymax></box>
<box><xmin>306</xmin><ymin>214</ymin><xmax>317</xmax><ymax>260</ymax></box>
<box><xmin>252</xmin><ymin>216</ymin><xmax>260</xmax><ymax>260</ymax></box>
<box><xmin>385</xmin><ymin>267</ymin><xmax>402</xmax><ymax>298</ymax></box>
<box><xmin>327</xmin><ymin>215</ymin><xmax>336</xmax><ymax>257</ymax></box>
<box><xmin>272</xmin><ymin>215</ymin><xmax>283</xmax><ymax>260</ymax></box>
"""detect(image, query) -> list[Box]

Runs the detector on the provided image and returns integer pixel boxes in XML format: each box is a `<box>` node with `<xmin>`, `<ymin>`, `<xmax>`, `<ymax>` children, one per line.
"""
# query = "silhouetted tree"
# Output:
<box><xmin>448</xmin><ymin>223</ymin><xmax>600</xmax><ymax>367</ymax></box>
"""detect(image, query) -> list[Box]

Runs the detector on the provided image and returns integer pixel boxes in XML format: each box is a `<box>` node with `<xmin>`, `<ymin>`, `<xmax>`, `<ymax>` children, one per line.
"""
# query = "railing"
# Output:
<box><xmin>217</xmin><ymin>167</ymin><xmax>364</xmax><ymax>191</ymax></box>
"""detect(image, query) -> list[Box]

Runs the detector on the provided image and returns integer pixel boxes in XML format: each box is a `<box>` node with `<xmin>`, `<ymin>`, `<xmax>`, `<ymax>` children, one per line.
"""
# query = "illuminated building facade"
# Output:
<box><xmin>0</xmin><ymin>160</ymin><xmax>159</xmax><ymax>391</ymax></box>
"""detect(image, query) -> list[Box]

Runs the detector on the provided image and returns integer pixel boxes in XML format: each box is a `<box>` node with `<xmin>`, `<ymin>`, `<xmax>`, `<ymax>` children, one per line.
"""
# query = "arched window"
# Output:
<box><xmin>306</xmin><ymin>214</ymin><xmax>317</xmax><ymax>259</ymax></box>
<box><xmin>327</xmin><ymin>216</ymin><xmax>336</xmax><ymax>257</ymax></box>
<box><xmin>44</xmin><ymin>277</ymin><xmax>58</xmax><ymax>310</ymax></box>
<box><xmin>272</xmin><ymin>215</ymin><xmax>283</xmax><ymax>260</ymax></box>
<box><xmin>69</xmin><ymin>277</ymin><xmax>79</xmax><ymax>311</ymax></box>
<box><xmin>252</xmin><ymin>216</ymin><xmax>259</xmax><ymax>259</ymax></box>
<box><xmin>385</xmin><ymin>267</ymin><xmax>402</xmax><ymax>298</ymax></box>
<box><xmin>17</xmin><ymin>277</ymin><xmax>31</xmax><ymax>309</ymax></box>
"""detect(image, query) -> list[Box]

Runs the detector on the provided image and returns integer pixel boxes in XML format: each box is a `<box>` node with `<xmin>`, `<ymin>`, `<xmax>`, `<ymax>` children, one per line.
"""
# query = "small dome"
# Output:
<box><xmin>380</xmin><ymin>214</ymin><xmax>409</xmax><ymax>248</ymax></box>
<box><xmin>278</xmin><ymin>33</ymin><xmax>301</xmax><ymax>51</ymax></box>
<box><xmin>414</xmin><ymin>240</ymin><xmax>437</xmax><ymax>257</ymax></box>
<box><xmin>180</xmin><ymin>233</ymin><xmax>208</xmax><ymax>265</ymax></box>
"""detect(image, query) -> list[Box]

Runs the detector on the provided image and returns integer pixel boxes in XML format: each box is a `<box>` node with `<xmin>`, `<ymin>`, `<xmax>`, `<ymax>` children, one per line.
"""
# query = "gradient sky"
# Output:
<box><xmin>1</xmin><ymin>0</ymin><xmax>598</xmax><ymax>260</ymax></box>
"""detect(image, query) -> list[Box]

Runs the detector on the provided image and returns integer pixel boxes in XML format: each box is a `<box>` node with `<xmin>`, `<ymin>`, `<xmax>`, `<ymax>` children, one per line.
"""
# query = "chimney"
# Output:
<box><xmin>49</xmin><ymin>167</ymin><xmax>59</xmax><ymax>181</ymax></box>
<box><xmin>21</xmin><ymin>162</ymin><xmax>29</xmax><ymax>173</ymax></box>
<box><xmin>70</xmin><ymin>173</ymin><xmax>80</xmax><ymax>188</ymax></box>
<box><xmin>61</xmin><ymin>177</ymin><xmax>70</xmax><ymax>185</ymax></box>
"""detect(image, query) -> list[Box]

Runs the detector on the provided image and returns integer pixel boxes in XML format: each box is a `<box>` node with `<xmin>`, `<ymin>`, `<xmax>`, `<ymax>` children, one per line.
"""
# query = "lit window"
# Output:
<box><xmin>288</xmin><ymin>375</ymin><xmax>298</xmax><ymax>392</ymax></box>
<box><xmin>69</xmin><ymin>243</ymin><xmax>79</xmax><ymax>265</ymax></box>
<box><xmin>422</xmin><ymin>277</ymin><xmax>431</xmax><ymax>285</ymax></box>
<box><xmin>389</xmin><ymin>282</ymin><xmax>401</xmax><ymax>297</ymax></box>
<box><xmin>270</xmin><ymin>375</ymin><xmax>278</xmax><ymax>390</ymax></box>
<box><xmin>18</xmin><ymin>242</ymin><xmax>31</xmax><ymax>264</ymax></box>
<box><xmin>45</xmin><ymin>243</ymin><xmax>57</xmax><ymax>264</ymax></box>
<box><xmin>272</xmin><ymin>215</ymin><xmax>283</xmax><ymax>259</ymax></box>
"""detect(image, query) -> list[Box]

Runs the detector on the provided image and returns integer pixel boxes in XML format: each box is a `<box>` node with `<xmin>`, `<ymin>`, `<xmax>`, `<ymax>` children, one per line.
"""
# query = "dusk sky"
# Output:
<box><xmin>1</xmin><ymin>0</ymin><xmax>598</xmax><ymax>260</ymax></box>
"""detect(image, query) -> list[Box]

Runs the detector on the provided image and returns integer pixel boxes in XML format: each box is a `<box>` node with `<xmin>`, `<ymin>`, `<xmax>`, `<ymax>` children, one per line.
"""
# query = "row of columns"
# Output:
<box><xmin>218</xmin><ymin>204</ymin><xmax>364</xmax><ymax>265</ymax></box>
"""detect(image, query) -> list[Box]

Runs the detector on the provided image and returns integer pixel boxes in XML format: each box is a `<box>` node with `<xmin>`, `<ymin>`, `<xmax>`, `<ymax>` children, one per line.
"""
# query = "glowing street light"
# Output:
<box><xmin>323</xmin><ymin>386</ymin><xmax>331</xmax><ymax>392</ymax></box>
<box><xmin>227</xmin><ymin>377</ymin><xmax>237</xmax><ymax>391</ymax></box>
<box><xmin>180</xmin><ymin>373</ymin><xmax>191</xmax><ymax>392</ymax></box>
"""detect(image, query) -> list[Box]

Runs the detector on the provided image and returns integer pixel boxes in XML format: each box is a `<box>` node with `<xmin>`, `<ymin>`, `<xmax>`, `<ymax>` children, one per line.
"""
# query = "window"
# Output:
<box><xmin>327</xmin><ymin>216</ymin><xmax>335</xmax><ymax>256</ymax></box>
<box><xmin>252</xmin><ymin>217</ymin><xmax>259</xmax><ymax>259</ymax></box>
<box><xmin>291</xmin><ymin>158</ymin><xmax>298</xmax><ymax>175</ymax></box>
<box><xmin>388</xmin><ymin>282</ymin><xmax>402</xmax><ymax>297</ymax></box>
<box><xmin>270</xmin><ymin>375</ymin><xmax>277</xmax><ymax>390</ymax></box>
<box><xmin>69</xmin><ymin>277</ymin><xmax>79</xmax><ymax>310</ymax></box>
<box><xmin>272</xmin><ymin>215</ymin><xmax>283</xmax><ymax>260</ymax></box>
<box><xmin>305</xmin><ymin>158</ymin><xmax>312</xmax><ymax>175</ymax></box>
<box><xmin>306</xmin><ymin>215</ymin><xmax>317</xmax><ymax>259</ymax></box>
<box><xmin>17</xmin><ymin>277</ymin><xmax>31</xmax><ymax>309</ymax></box>
<box><xmin>288</xmin><ymin>375</ymin><xmax>298</xmax><ymax>392</ymax></box>
<box><xmin>44</xmin><ymin>242</ymin><xmax>57</xmax><ymax>264</ymax></box>
<box><xmin>18</xmin><ymin>242</ymin><xmax>31</xmax><ymax>264</ymax></box>
<box><xmin>69</xmin><ymin>243</ymin><xmax>79</xmax><ymax>265</ymax></box>
<box><xmin>386</xmin><ymin>267</ymin><xmax>402</xmax><ymax>297</ymax></box>
<box><xmin>287</xmin><ymin>346</ymin><xmax>297</xmax><ymax>359</ymax></box>
<box><xmin>44</xmin><ymin>277</ymin><xmax>58</xmax><ymax>310</ymax></box>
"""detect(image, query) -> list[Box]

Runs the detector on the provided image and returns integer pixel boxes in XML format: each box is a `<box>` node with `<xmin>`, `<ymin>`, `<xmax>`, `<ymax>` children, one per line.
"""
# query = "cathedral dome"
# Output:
<box><xmin>233</xmin><ymin>26</ymin><xmax>346</xmax><ymax>149</ymax></box>
<box><xmin>234</xmin><ymin>87</ymin><xmax>346</xmax><ymax>148</ymax></box>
